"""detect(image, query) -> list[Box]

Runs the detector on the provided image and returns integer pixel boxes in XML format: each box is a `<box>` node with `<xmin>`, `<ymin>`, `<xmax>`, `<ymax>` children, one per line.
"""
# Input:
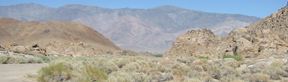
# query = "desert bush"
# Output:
<box><xmin>0</xmin><ymin>56</ymin><xmax>8</xmax><ymax>64</ymax></box>
<box><xmin>39</xmin><ymin>56</ymin><xmax>50</xmax><ymax>63</ymax></box>
<box><xmin>223</xmin><ymin>55</ymin><xmax>243</xmax><ymax>61</ymax></box>
<box><xmin>172</xmin><ymin>69</ymin><xmax>185</xmax><ymax>76</ymax></box>
<box><xmin>35</xmin><ymin>57</ymin><xmax>44</xmax><ymax>63</ymax></box>
<box><xmin>35</xmin><ymin>56</ymin><xmax>288</xmax><ymax>82</ymax></box>
<box><xmin>112</xmin><ymin>57</ymin><xmax>130</xmax><ymax>68</ymax></box>
<box><xmin>13</xmin><ymin>51</ymin><xmax>20</xmax><ymax>54</ymax></box>
<box><xmin>27</xmin><ymin>57</ymin><xmax>37</xmax><ymax>63</ymax></box>
<box><xmin>201</xmin><ymin>64</ymin><xmax>212</xmax><ymax>71</ymax></box>
<box><xmin>220</xmin><ymin>75</ymin><xmax>241</xmax><ymax>82</ymax></box>
<box><xmin>122</xmin><ymin>62</ymin><xmax>140</xmax><ymax>72</ymax></box>
<box><xmin>156</xmin><ymin>64</ymin><xmax>171</xmax><ymax>73</ymax></box>
<box><xmin>6</xmin><ymin>56</ymin><xmax>19</xmax><ymax>64</ymax></box>
<box><xmin>249</xmin><ymin>73</ymin><xmax>269</xmax><ymax>82</ymax></box>
<box><xmin>130</xmin><ymin>72</ymin><xmax>150</xmax><ymax>82</ymax></box>
<box><xmin>176</xmin><ymin>56</ymin><xmax>196</xmax><ymax>64</ymax></box>
<box><xmin>184</xmin><ymin>78</ymin><xmax>202</xmax><ymax>82</ymax></box>
<box><xmin>172</xmin><ymin>69</ymin><xmax>186</xmax><ymax>81</ymax></box>
<box><xmin>172</xmin><ymin>62</ymin><xmax>190</xmax><ymax>72</ymax></box>
<box><xmin>222</xmin><ymin>62</ymin><xmax>237</xmax><ymax>68</ymax></box>
<box><xmin>18</xmin><ymin>57</ymin><xmax>28</xmax><ymax>64</ymax></box>
<box><xmin>193</xmin><ymin>65</ymin><xmax>204</xmax><ymax>72</ymax></box>
<box><xmin>199</xmin><ymin>56</ymin><xmax>210</xmax><ymax>60</ymax></box>
<box><xmin>261</xmin><ymin>62</ymin><xmax>286</xmax><ymax>80</ymax></box>
<box><xmin>78</xmin><ymin>65</ymin><xmax>108</xmax><ymax>82</ymax></box>
<box><xmin>98</xmin><ymin>61</ymin><xmax>119</xmax><ymax>74</ymax></box>
<box><xmin>107</xmin><ymin>71</ymin><xmax>130</xmax><ymax>82</ymax></box>
<box><xmin>37</xmin><ymin>63</ymin><xmax>73</xmax><ymax>82</ymax></box>
<box><xmin>50</xmin><ymin>56</ymin><xmax>59</xmax><ymax>61</ymax></box>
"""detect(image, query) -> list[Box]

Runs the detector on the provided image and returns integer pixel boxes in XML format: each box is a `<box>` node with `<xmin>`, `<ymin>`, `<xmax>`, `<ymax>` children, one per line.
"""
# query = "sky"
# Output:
<box><xmin>0</xmin><ymin>0</ymin><xmax>287</xmax><ymax>18</ymax></box>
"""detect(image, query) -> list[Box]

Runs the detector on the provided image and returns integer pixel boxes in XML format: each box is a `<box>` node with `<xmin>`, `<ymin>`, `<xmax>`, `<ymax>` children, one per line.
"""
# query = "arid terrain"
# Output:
<box><xmin>0</xmin><ymin>2</ymin><xmax>288</xmax><ymax>82</ymax></box>
<box><xmin>0</xmin><ymin>3</ymin><xmax>260</xmax><ymax>52</ymax></box>
<box><xmin>0</xmin><ymin>64</ymin><xmax>48</xmax><ymax>82</ymax></box>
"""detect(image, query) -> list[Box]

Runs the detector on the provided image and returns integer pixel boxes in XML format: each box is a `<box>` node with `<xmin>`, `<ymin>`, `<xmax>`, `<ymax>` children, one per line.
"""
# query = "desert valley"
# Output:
<box><xmin>0</xmin><ymin>2</ymin><xmax>288</xmax><ymax>82</ymax></box>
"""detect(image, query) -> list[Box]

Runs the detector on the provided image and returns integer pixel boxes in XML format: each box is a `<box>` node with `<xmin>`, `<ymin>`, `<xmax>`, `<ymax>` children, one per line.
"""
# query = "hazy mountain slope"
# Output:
<box><xmin>0</xmin><ymin>3</ymin><xmax>56</xmax><ymax>22</ymax></box>
<box><xmin>0</xmin><ymin>3</ymin><xmax>260</xmax><ymax>52</ymax></box>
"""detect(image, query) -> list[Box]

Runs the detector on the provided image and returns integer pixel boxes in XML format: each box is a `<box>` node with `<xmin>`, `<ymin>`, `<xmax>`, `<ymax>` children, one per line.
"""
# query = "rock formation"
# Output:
<box><xmin>165</xmin><ymin>5</ymin><xmax>288</xmax><ymax>58</ymax></box>
<box><xmin>165</xmin><ymin>29</ymin><xmax>220</xmax><ymax>58</ymax></box>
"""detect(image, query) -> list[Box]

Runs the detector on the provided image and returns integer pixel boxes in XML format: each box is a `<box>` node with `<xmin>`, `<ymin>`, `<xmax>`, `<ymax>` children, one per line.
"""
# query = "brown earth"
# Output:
<box><xmin>0</xmin><ymin>64</ymin><xmax>48</xmax><ymax>82</ymax></box>
<box><xmin>0</xmin><ymin>18</ymin><xmax>121</xmax><ymax>56</ymax></box>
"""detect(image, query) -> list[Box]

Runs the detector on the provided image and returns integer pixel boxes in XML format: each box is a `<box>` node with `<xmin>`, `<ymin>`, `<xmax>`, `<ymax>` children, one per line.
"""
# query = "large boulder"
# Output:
<box><xmin>164</xmin><ymin>28</ymin><xmax>220</xmax><ymax>58</ymax></box>
<box><xmin>12</xmin><ymin>46</ymin><xmax>27</xmax><ymax>53</ymax></box>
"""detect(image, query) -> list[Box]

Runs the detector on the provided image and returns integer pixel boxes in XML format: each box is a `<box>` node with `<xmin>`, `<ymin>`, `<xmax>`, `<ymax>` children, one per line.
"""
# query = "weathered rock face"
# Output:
<box><xmin>165</xmin><ymin>5</ymin><xmax>288</xmax><ymax>58</ymax></box>
<box><xmin>223</xmin><ymin>5</ymin><xmax>288</xmax><ymax>58</ymax></box>
<box><xmin>165</xmin><ymin>28</ymin><xmax>220</xmax><ymax>58</ymax></box>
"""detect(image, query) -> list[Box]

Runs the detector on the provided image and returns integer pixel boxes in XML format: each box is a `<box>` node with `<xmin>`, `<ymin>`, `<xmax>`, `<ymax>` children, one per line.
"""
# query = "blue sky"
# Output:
<box><xmin>0</xmin><ymin>0</ymin><xmax>287</xmax><ymax>18</ymax></box>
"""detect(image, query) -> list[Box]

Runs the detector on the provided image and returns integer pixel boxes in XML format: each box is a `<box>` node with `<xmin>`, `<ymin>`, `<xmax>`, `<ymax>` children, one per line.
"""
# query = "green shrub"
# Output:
<box><xmin>39</xmin><ymin>56</ymin><xmax>50</xmax><ymax>63</ymax></box>
<box><xmin>6</xmin><ymin>56</ymin><xmax>19</xmax><ymax>64</ymax></box>
<box><xmin>13</xmin><ymin>51</ymin><xmax>20</xmax><ymax>54</ymax></box>
<box><xmin>0</xmin><ymin>56</ymin><xmax>8</xmax><ymax>64</ymax></box>
<box><xmin>35</xmin><ymin>57</ymin><xmax>44</xmax><ymax>63</ymax></box>
<box><xmin>37</xmin><ymin>63</ymin><xmax>72</xmax><ymax>82</ymax></box>
<box><xmin>50</xmin><ymin>57</ymin><xmax>59</xmax><ymax>61</ymax></box>
<box><xmin>153</xmin><ymin>54</ymin><xmax>163</xmax><ymax>57</ymax></box>
<box><xmin>27</xmin><ymin>57</ymin><xmax>37</xmax><ymax>63</ymax></box>
<box><xmin>223</xmin><ymin>55</ymin><xmax>243</xmax><ymax>61</ymax></box>
<box><xmin>18</xmin><ymin>57</ymin><xmax>28</xmax><ymax>64</ymax></box>
<box><xmin>78</xmin><ymin>65</ymin><xmax>108</xmax><ymax>82</ymax></box>
<box><xmin>199</xmin><ymin>56</ymin><xmax>210</xmax><ymax>60</ymax></box>
<box><xmin>261</xmin><ymin>62</ymin><xmax>285</xmax><ymax>80</ymax></box>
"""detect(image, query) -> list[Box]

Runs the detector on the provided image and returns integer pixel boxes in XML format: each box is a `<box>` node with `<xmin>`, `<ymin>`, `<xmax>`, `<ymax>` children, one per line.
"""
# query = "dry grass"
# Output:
<box><xmin>35</xmin><ymin>56</ymin><xmax>288</xmax><ymax>82</ymax></box>
<box><xmin>250</xmin><ymin>73</ymin><xmax>270</xmax><ymax>82</ymax></box>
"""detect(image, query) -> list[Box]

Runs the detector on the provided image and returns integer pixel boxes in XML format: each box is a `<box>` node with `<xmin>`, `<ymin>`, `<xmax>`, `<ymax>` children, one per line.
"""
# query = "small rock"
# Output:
<box><xmin>248</xmin><ymin>61</ymin><xmax>273</xmax><ymax>68</ymax></box>
<box><xmin>247</xmin><ymin>65</ymin><xmax>254</xmax><ymax>68</ymax></box>
<box><xmin>282</xmin><ymin>59</ymin><xmax>288</xmax><ymax>63</ymax></box>
<box><xmin>24</xmin><ymin>55</ymin><xmax>34</xmax><ymax>58</ymax></box>
<box><xmin>192</xmin><ymin>60</ymin><xmax>203</xmax><ymax>65</ymax></box>
<box><xmin>207</xmin><ymin>60</ymin><xmax>213</xmax><ymax>63</ymax></box>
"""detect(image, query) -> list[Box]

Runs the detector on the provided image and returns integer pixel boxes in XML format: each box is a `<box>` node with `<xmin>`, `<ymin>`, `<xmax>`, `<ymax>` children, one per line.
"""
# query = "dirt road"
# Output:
<box><xmin>0</xmin><ymin>64</ymin><xmax>48</xmax><ymax>82</ymax></box>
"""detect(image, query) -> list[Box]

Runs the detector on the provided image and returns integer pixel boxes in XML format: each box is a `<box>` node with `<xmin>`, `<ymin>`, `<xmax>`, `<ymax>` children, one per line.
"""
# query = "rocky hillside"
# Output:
<box><xmin>165</xmin><ymin>29</ymin><xmax>220</xmax><ymax>58</ymax></box>
<box><xmin>165</xmin><ymin>5</ymin><xmax>288</xmax><ymax>58</ymax></box>
<box><xmin>0</xmin><ymin>3</ymin><xmax>260</xmax><ymax>52</ymax></box>
<box><xmin>0</xmin><ymin>18</ymin><xmax>121</xmax><ymax>56</ymax></box>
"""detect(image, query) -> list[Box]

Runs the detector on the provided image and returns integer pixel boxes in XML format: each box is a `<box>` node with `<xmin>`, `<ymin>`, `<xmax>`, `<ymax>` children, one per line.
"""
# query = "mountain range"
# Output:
<box><xmin>0</xmin><ymin>3</ymin><xmax>260</xmax><ymax>52</ymax></box>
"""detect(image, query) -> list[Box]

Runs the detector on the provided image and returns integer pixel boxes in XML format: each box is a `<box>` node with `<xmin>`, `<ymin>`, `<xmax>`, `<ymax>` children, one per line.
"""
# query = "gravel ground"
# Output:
<box><xmin>0</xmin><ymin>64</ymin><xmax>48</xmax><ymax>82</ymax></box>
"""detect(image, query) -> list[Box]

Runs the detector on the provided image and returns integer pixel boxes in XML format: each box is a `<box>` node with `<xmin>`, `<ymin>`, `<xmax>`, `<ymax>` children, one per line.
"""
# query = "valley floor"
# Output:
<box><xmin>0</xmin><ymin>64</ymin><xmax>48</xmax><ymax>82</ymax></box>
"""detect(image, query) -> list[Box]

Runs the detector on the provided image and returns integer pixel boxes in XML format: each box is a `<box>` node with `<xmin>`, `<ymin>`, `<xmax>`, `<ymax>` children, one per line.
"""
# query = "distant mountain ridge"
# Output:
<box><xmin>0</xmin><ymin>3</ymin><xmax>260</xmax><ymax>52</ymax></box>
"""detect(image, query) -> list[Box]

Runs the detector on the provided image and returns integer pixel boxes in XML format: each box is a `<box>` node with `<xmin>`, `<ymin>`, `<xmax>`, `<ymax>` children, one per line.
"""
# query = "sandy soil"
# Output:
<box><xmin>0</xmin><ymin>64</ymin><xmax>48</xmax><ymax>82</ymax></box>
